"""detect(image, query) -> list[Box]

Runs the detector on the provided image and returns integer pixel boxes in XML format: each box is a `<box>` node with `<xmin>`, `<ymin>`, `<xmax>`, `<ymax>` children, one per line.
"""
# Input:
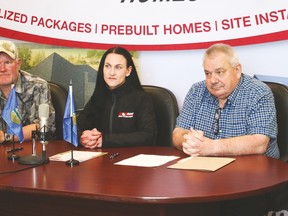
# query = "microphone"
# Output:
<box><xmin>18</xmin><ymin>104</ymin><xmax>50</xmax><ymax>165</ymax></box>
<box><xmin>39</xmin><ymin>103</ymin><xmax>49</xmax><ymax>144</ymax></box>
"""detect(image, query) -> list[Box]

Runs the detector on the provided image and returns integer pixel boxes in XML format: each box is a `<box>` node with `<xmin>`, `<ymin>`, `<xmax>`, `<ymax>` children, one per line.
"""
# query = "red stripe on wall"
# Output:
<box><xmin>1</xmin><ymin>27</ymin><xmax>287</xmax><ymax>51</ymax></box>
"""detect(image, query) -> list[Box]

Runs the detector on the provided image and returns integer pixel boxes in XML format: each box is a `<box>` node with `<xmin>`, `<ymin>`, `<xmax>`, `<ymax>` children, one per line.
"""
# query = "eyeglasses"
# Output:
<box><xmin>213</xmin><ymin>108</ymin><xmax>222</xmax><ymax>135</ymax></box>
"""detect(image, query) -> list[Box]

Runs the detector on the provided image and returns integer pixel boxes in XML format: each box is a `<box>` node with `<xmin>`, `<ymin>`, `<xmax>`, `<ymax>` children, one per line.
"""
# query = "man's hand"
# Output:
<box><xmin>183</xmin><ymin>128</ymin><xmax>210</xmax><ymax>156</ymax></box>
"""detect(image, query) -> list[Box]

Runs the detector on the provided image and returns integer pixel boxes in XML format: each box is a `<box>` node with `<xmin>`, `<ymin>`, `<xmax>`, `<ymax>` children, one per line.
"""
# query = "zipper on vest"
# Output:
<box><xmin>109</xmin><ymin>93</ymin><xmax>116</xmax><ymax>134</ymax></box>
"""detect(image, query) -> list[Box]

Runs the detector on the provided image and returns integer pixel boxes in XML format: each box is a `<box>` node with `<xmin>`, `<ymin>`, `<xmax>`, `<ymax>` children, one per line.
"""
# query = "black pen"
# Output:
<box><xmin>109</xmin><ymin>152</ymin><xmax>120</xmax><ymax>159</ymax></box>
<box><xmin>7</xmin><ymin>147</ymin><xmax>23</xmax><ymax>153</ymax></box>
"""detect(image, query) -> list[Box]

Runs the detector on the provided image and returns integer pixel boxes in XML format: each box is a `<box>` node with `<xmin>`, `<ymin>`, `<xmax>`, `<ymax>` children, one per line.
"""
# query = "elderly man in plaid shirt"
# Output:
<box><xmin>173</xmin><ymin>43</ymin><xmax>279</xmax><ymax>159</ymax></box>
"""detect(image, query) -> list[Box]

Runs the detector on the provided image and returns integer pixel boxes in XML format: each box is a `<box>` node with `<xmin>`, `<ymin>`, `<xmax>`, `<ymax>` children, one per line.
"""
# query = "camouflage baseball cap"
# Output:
<box><xmin>0</xmin><ymin>40</ymin><xmax>18</xmax><ymax>59</ymax></box>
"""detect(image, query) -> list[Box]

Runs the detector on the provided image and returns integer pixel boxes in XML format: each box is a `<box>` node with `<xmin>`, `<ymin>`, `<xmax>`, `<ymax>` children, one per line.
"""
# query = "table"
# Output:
<box><xmin>1</xmin><ymin>140</ymin><xmax>288</xmax><ymax>216</ymax></box>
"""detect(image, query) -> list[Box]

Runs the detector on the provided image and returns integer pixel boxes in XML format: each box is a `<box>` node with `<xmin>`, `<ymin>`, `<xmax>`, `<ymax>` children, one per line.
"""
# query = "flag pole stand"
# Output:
<box><xmin>65</xmin><ymin>150</ymin><xmax>79</xmax><ymax>167</ymax></box>
<box><xmin>65</xmin><ymin>116</ymin><xmax>79</xmax><ymax>167</ymax></box>
<box><xmin>7</xmin><ymin>135</ymin><xmax>20</xmax><ymax>161</ymax></box>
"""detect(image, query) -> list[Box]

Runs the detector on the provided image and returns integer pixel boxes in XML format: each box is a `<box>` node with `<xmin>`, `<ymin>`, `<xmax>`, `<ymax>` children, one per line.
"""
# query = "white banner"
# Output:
<box><xmin>0</xmin><ymin>0</ymin><xmax>287</xmax><ymax>50</ymax></box>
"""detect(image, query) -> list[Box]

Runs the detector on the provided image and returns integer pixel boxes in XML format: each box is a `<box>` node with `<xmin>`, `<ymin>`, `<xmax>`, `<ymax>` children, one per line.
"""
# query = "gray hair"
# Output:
<box><xmin>203</xmin><ymin>43</ymin><xmax>240</xmax><ymax>67</ymax></box>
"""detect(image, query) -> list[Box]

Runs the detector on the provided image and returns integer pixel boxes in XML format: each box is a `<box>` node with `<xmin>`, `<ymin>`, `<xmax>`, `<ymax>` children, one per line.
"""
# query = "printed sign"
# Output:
<box><xmin>0</xmin><ymin>0</ymin><xmax>287</xmax><ymax>50</ymax></box>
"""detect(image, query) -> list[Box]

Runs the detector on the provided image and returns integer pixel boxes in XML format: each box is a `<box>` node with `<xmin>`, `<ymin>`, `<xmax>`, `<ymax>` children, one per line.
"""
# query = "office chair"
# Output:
<box><xmin>264</xmin><ymin>81</ymin><xmax>288</xmax><ymax>162</ymax></box>
<box><xmin>143</xmin><ymin>85</ymin><xmax>179</xmax><ymax>147</ymax></box>
<box><xmin>48</xmin><ymin>82</ymin><xmax>68</xmax><ymax>140</ymax></box>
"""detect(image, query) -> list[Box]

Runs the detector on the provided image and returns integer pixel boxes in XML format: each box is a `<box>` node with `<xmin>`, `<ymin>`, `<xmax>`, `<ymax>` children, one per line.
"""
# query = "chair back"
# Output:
<box><xmin>143</xmin><ymin>85</ymin><xmax>179</xmax><ymax>146</ymax></box>
<box><xmin>264</xmin><ymin>81</ymin><xmax>288</xmax><ymax>161</ymax></box>
<box><xmin>48</xmin><ymin>82</ymin><xmax>68</xmax><ymax>139</ymax></box>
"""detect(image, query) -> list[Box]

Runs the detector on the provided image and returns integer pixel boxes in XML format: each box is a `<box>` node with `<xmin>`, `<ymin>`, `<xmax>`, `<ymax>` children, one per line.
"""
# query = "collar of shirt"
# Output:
<box><xmin>14</xmin><ymin>70</ymin><xmax>24</xmax><ymax>94</ymax></box>
<box><xmin>204</xmin><ymin>74</ymin><xmax>245</xmax><ymax>109</ymax></box>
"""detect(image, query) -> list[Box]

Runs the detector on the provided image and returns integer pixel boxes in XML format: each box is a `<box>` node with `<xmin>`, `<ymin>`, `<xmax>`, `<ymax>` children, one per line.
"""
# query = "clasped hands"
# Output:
<box><xmin>80</xmin><ymin>128</ymin><xmax>102</xmax><ymax>149</ymax></box>
<box><xmin>182</xmin><ymin>128</ymin><xmax>212</xmax><ymax>157</ymax></box>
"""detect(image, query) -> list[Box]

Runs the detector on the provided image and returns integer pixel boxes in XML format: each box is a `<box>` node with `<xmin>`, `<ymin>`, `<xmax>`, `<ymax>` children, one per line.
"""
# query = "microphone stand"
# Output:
<box><xmin>18</xmin><ymin>127</ymin><xmax>49</xmax><ymax>165</ymax></box>
<box><xmin>65</xmin><ymin>116</ymin><xmax>79</xmax><ymax>167</ymax></box>
<box><xmin>7</xmin><ymin>135</ymin><xmax>20</xmax><ymax>161</ymax></box>
<box><xmin>40</xmin><ymin>125</ymin><xmax>49</xmax><ymax>164</ymax></box>
<box><xmin>32</xmin><ymin>130</ymin><xmax>37</xmax><ymax>156</ymax></box>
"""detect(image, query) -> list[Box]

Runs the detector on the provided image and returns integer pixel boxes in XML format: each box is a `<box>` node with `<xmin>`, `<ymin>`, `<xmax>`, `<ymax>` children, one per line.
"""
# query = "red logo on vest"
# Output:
<box><xmin>118</xmin><ymin>112</ymin><xmax>134</xmax><ymax>118</ymax></box>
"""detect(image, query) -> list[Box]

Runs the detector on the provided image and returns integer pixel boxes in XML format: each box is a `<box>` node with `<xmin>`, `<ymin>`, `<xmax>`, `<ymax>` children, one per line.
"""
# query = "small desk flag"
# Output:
<box><xmin>63</xmin><ymin>82</ymin><xmax>78</xmax><ymax>147</ymax></box>
<box><xmin>2</xmin><ymin>86</ymin><xmax>24</xmax><ymax>143</ymax></box>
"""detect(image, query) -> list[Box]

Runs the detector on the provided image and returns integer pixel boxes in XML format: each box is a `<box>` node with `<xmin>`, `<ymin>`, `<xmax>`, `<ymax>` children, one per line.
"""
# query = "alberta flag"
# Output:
<box><xmin>2</xmin><ymin>85</ymin><xmax>24</xmax><ymax>143</ymax></box>
<box><xmin>63</xmin><ymin>82</ymin><xmax>78</xmax><ymax>147</ymax></box>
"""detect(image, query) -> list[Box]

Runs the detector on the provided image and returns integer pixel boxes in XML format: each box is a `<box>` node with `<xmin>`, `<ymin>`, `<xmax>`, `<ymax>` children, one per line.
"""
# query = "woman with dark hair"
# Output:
<box><xmin>78</xmin><ymin>47</ymin><xmax>157</xmax><ymax>148</ymax></box>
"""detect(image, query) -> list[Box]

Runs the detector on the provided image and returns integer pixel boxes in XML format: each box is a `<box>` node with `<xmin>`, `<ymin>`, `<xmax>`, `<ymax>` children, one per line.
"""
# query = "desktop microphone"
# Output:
<box><xmin>39</xmin><ymin>103</ymin><xmax>49</xmax><ymax>144</ymax></box>
<box><xmin>18</xmin><ymin>104</ymin><xmax>50</xmax><ymax>165</ymax></box>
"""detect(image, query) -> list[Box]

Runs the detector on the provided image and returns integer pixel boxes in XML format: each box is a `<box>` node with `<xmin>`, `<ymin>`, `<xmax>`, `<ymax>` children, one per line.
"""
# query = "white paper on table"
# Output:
<box><xmin>115</xmin><ymin>154</ymin><xmax>179</xmax><ymax>167</ymax></box>
<box><xmin>49</xmin><ymin>150</ymin><xmax>107</xmax><ymax>162</ymax></box>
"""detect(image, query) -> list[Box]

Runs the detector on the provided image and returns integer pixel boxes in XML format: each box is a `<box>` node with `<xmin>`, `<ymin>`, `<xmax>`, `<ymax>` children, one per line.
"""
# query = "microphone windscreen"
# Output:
<box><xmin>39</xmin><ymin>104</ymin><xmax>49</xmax><ymax>119</ymax></box>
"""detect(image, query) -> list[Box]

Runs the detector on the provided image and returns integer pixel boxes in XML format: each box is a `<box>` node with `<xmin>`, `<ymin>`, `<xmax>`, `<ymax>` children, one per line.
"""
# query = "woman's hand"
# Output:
<box><xmin>80</xmin><ymin>128</ymin><xmax>102</xmax><ymax>149</ymax></box>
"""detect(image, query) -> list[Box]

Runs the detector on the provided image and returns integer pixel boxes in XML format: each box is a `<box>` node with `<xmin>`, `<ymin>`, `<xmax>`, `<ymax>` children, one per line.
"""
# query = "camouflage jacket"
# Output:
<box><xmin>0</xmin><ymin>70</ymin><xmax>55</xmax><ymax>135</ymax></box>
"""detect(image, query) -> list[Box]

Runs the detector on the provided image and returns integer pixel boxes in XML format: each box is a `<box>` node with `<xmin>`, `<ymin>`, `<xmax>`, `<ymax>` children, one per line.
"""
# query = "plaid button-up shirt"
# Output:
<box><xmin>177</xmin><ymin>74</ymin><xmax>279</xmax><ymax>159</ymax></box>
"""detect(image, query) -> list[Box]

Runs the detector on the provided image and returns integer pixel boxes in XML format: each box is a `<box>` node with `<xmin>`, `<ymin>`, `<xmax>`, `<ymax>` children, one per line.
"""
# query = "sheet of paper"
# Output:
<box><xmin>115</xmin><ymin>154</ymin><xmax>179</xmax><ymax>167</ymax></box>
<box><xmin>168</xmin><ymin>156</ymin><xmax>235</xmax><ymax>172</ymax></box>
<box><xmin>49</xmin><ymin>150</ymin><xmax>107</xmax><ymax>162</ymax></box>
